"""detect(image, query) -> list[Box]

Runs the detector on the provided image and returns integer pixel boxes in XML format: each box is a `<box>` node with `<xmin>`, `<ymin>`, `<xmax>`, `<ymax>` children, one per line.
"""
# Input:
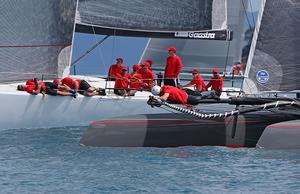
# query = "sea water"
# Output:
<box><xmin>0</xmin><ymin>127</ymin><xmax>299</xmax><ymax>194</ymax></box>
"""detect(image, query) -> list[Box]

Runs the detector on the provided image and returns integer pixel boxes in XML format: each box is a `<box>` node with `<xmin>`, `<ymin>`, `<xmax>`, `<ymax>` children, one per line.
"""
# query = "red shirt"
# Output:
<box><xmin>130</xmin><ymin>72</ymin><xmax>143</xmax><ymax>89</ymax></box>
<box><xmin>164</xmin><ymin>55</ymin><xmax>183</xmax><ymax>78</ymax></box>
<box><xmin>108</xmin><ymin>65</ymin><xmax>126</xmax><ymax>78</ymax></box>
<box><xmin>189</xmin><ymin>75</ymin><xmax>207</xmax><ymax>91</ymax></box>
<box><xmin>114</xmin><ymin>73</ymin><xmax>131</xmax><ymax>89</ymax></box>
<box><xmin>206</xmin><ymin>75</ymin><xmax>224</xmax><ymax>91</ymax></box>
<box><xmin>161</xmin><ymin>85</ymin><xmax>188</xmax><ymax>104</ymax></box>
<box><xmin>61</xmin><ymin>77</ymin><xmax>80</xmax><ymax>90</ymax></box>
<box><xmin>140</xmin><ymin>69</ymin><xmax>156</xmax><ymax>90</ymax></box>
<box><xmin>26</xmin><ymin>82</ymin><xmax>46</xmax><ymax>93</ymax></box>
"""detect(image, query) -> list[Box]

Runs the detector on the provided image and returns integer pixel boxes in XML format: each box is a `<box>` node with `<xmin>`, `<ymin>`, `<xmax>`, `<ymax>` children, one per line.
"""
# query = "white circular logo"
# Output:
<box><xmin>256</xmin><ymin>70</ymin><xmax>269</xmax><ymax>84</ymax></box>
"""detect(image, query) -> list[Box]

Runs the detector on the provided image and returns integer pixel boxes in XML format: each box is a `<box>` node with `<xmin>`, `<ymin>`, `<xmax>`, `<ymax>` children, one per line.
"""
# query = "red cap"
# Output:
<box><xmin>53</xmin><ymin>79</ymin><xmax>60</xmax><ymax>85</ymax></box>
<box><xmin>145</xmin><ymin>60</ymin><xmax>153</xmax><ymax>67</ymax></box>
<box><xmin>116</xmin><ymin>58</ymin><xmax>124</xmax><ymax>63</ymax></box>
<box><xmin>212</xmin><ymin>68</ymin><xmax>219</xmax><ymax>73</ymax></box>
<box><xmin>192</xmin><ymin>69</ymin><xmax>199</xmax><ymax>74</ymax></box>
<box><xmin>142</xmin><ymin>61</ymin><xmax>150</xmax><ymax>68</ymax></box>
<box><xmin>121</xmin><ymin>66</ymin><xmax>128</xmax><ymax>71</ymax></box>
<box><xmin>167</xmin><ymin>47</ymin><xmax>177</xmax><ymax>53</ymax></box>
<box><xmin>132</xmin><ymin>64</ymin><xmax>141</xmax><ymax>71</ymax></box>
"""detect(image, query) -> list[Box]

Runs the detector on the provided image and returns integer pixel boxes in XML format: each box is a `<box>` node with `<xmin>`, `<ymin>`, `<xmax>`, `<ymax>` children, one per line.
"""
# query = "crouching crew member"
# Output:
<box><xmin>140</xmin><ymin>61</ymin><xmax>157</xmax><ymax>91</ymax></box>
<box><xmin>204</xmin><ymin>68</ymin><xmax>224</xmax><ymax>99</ymax></box>
<box><xmin>179</xmin><ymin>69</ymin><xmax>206</xmax><ymax>96</ymax></box>
<box><xmin>129</xmin><ymin>64</ymin><xmax>143</xmax><ymax>96</ymax></box>
<box><xmin>114</xmin><ymin>66</ymin><xmax>131</xmax><ymax>96</ymax></box>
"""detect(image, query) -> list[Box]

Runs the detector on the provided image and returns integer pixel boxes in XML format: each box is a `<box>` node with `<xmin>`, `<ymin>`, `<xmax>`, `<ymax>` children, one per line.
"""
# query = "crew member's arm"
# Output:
<box><xmin>206</xmin><ymin>80</ymin><xmax>212</xmax><ymax>90</ymax></box>
<box><xmin>160</xmin><ymin>93</ymin><xmax>169</xmax><ymax>101</ymax></box>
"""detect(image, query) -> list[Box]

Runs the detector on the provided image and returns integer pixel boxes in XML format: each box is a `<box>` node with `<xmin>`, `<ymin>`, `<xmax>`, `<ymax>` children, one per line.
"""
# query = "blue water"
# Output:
<box><xmin>0</xmin><ymin>127</ymin><xmax>299</xmax><ymax>193</ymax></box>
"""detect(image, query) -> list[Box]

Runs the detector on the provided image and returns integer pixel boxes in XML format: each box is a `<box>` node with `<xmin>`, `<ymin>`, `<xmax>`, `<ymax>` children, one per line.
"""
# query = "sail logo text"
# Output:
<box><xmin>189</xmin><ymin>32</ymin><xmax>216</xmax><ymax>39</ymax></box>
<box><xmin>174</xmin><ymin>32</ymin><xmax>216</xmax><ymax>39</ymax></box>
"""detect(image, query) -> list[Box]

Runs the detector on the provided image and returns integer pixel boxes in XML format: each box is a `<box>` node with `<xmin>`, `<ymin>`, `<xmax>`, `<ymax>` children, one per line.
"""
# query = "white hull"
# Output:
<box><xmin>0</xmin><ymin>76</ymin><xmax>240</xmax><ymax>130</ymax></box>
<box><xmin>0</xmin><ymin>76</ymin><xmax>167</xmax><ymax>130</ymax></box>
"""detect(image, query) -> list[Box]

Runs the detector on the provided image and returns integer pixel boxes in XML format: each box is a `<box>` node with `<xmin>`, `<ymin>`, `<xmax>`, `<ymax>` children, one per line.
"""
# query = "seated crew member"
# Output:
<box><xmin>129</xmin><ymin>64</ymin><xmax>143</xmax><ymax>96</ymax></box>
<box><xmin>145</xmin><ymin>59</ymin><xmax>153</xmax><ymax>72</ymax></box>
<box><xmin>231</xmin><ymin>62</ymin><xmax>242</xmax><ymax>75</ymax></box>
<box><xmin>108</xmin><ymin>58</ymin><xmax>125</xmax><ymax>81</ymax></box>
<box><xmin>56</xmin><ymin>77</ymin><xmax>104</xmax><ymax>96</ymax></box>
<box><xmin>205</xmin><ymin>68</ymin><xmax>224</xmax><ymax>99</ymax></box>
<box><xmin>164</xmin><ymin>47</ymin><xmax>183</xmax><ymax>87</ymax></box>
<box><xmin>114</xmin><ymin>66</ymin><xmax>131</xmax><ymax>96</ymax></box>
<box><xmin>179</xmin><ymin>69</ymin><xmax>206</xmax><ymax>96</ymax></box>
<box><xmin>151</xmin><ymin>85</ymin><xmax>203</xmax><ymax>105</ymax></box>
<box><xmin>140</xmin><ymin>61</ymin><xmax>157</xmax><ymax>91</ymax></box>
<box><xmin>17</xmin><ymin>78</ymin><xmax>76</xmax><ymax>97</ymax></box>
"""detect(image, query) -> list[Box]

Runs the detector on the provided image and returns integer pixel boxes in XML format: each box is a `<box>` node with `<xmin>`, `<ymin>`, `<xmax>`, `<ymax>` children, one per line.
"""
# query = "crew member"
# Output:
<box><xmin>164</xmin><ymin>47</ymin><xmax>183</xmax><ymax>86</ymax></box>
<box><xmin>179</xmin><ymin>69</ymin><xmax>206</xmax><ymax>96</ymax></box>
<box><xmin>114</xmin><ymin>66</ymin><xmax>131</xmax><ymax>96</ymax></box>
<box><xmin>140</xmin><ymin>61</ymin><xmax>156</xmax><ymax>91</ymax></box>
<box><xmin>108</xmin><ymin>58</ymin><xmax>125</xmax><ymax>81</ymax></box>
<box><xmin>57</xmin><ymin>77</ymin><xmax>104</xmax><ymax>96</ymax></box>
<box><xmin>151</xmin><ymin>85</ymin><xmax>203</xmax><ymax>105</ymax></box>
<box><xmin>205</xmin><ymin>68</ymin><xmax>224</xmax><ymax>98</ymax></box>
<box><xmin>17</xmin><ymin>78</ymin><xmax>76</xmax><ymax>97</ymax></box>
<box><xmin>129</xmin><ymin>64</ymin><xmax>143</xmax><ymax>96</ymax></box>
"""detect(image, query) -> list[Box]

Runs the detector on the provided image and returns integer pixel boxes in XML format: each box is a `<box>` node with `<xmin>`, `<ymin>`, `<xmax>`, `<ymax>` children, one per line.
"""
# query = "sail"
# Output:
<box><xmin>76</xmin><ymin>0</ymin><xmax>230</xmax><ymax>39</ymax></box>
<box><xmin>140</xmin><ymin>0</ymin><xmax>249</xmax><ymax>74</ymax></box>
<box><xmin>243</xmin><ymin>0</ymin><xmax>300</xmax><ymax>93</ymax></box>
<box><xmin>0</xmin><ymin>0</ymin><xmax>76</xmax><ymax>83</ymax></box>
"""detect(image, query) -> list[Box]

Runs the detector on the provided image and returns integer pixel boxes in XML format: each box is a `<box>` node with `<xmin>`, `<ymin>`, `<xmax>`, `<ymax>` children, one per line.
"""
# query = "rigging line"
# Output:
<box><xmin>70</xmin><ymin>35</ymin><xmax>109</xmax><ymax>67</ymax></box>
<box><xmin>241</xmin><ymin>0</ymin><xmax>253</xmax><ymax>30</ymax></box>
<box><xmin>223</xmin><ymin>40</ymin><xmax>231</xmax><ymax>77</ymax></box>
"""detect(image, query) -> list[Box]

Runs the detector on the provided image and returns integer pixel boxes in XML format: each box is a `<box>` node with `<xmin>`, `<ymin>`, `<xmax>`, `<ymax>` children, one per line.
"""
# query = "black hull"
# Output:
<box><xmin>80</xmin><ymin>111</ymin><xmax>299</xmax><ymax>148</ymax></box>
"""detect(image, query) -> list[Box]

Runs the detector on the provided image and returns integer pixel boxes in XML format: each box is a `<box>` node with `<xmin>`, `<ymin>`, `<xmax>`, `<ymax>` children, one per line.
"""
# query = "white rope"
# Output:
<box><xmin>157</xmin><ymin>99</ymin><xmax>300</xmax><ymax>120</ymax></box>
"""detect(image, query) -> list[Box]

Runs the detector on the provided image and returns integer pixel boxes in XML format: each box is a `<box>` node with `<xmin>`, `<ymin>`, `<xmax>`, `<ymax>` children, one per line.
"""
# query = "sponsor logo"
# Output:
<box><xmin>189</xmin><ymin>32</ymin><xmax>216</xmax><ymax>39</ymax></box>
<box><xmin>174</xmin><ymin>31</ymin><xmax>189</xmax><ymax>37</ymax></box>
<box><xmin>174</xmin><ymin>31</ymin><xmax>216</xmax><ymax>39</ymax></box>
<box><xmin>256</xmin><ymin>70</ymin><xmax>269</xmax><ymax>83</ymax></box>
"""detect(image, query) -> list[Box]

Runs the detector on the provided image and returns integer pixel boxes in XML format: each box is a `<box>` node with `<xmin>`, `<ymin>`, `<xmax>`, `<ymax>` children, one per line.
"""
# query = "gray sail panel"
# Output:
<box><xmin>140</xmin><ymin>0</ymin><xmax>249</xmax><ymax>75</ymax></box>
<box><xmin>141</xmin><ymin>38</ymin><xmax>232</xmax><ymax>74</ymax></box>
<box><xmin>0</xmin><ymin>0</ymin><xmax>76</xmax><ymax>83</ymax></box>
<box><xmin>243</xmin><ymin>0</ymin><xmax>300</xmax><ymax>92</ymax></box>
<box><xmin>77</xmin><ymin>0</ymin><xmax>225</xmax><ymax>32</ymax></box>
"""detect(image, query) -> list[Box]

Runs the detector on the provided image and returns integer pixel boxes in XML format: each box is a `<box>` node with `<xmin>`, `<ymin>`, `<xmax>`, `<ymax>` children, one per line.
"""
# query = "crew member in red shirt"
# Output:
<box><xmin>151</xmin><ymin>85</ymin><xmax>203</xmax><ymax>105</ymax></box>
<box><xmin>145</xmin><ymin>59</ymin><xmax>153</xmax><ymax>72</ymax></box>
<box><xmin>17</xmin><ymin>78</ymin><xmax>76</xmax><ymax>97</ymax></box>
<box><xmin>108</xmin><ymin>58</ymin><xmax>125</xmax><ymax>81</ymax></box>
<box><xmin>140</xmin><ymin>61</ymin><xmax>157</xmax><ymax>91</ymax></box>
<box><xmin>206</xmin><ymin>68</ymin><xmax>224</xmax><ymax>98</ymax></box>
<box><xmin>180</xmin><ymin>69</ymin><xmax>206</xmax><ymax>96</ymax></box>
<box><xmin>231</xmin><ymin>62</ymin><xmax>242</xmax><ymax>75</ymax></box>
<box><xmin>129</xmin><ymin>64</ymin><xmax>143</xmax><ymax>96</ymax></box>
<box><xmin>114</xmin><ymin>66</ymin><xmax>132</xmax><ymax>96</ymax></box>
<box><xmin>164</xmin><ymin>47</ymin><xmax>183</xmax><ymax>87</ymax></box>
<box><xmin>58</xmin><ymin>77</ymin><xmax>103</xmax><ymax>96</ymax></box>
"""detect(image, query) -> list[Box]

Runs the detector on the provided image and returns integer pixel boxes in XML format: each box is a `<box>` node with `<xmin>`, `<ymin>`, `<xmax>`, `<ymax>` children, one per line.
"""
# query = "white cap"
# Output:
<box><xmin>151</xmin><ymin>85</ymin><xmax>161</xmax><ymax>96</ymax></box>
